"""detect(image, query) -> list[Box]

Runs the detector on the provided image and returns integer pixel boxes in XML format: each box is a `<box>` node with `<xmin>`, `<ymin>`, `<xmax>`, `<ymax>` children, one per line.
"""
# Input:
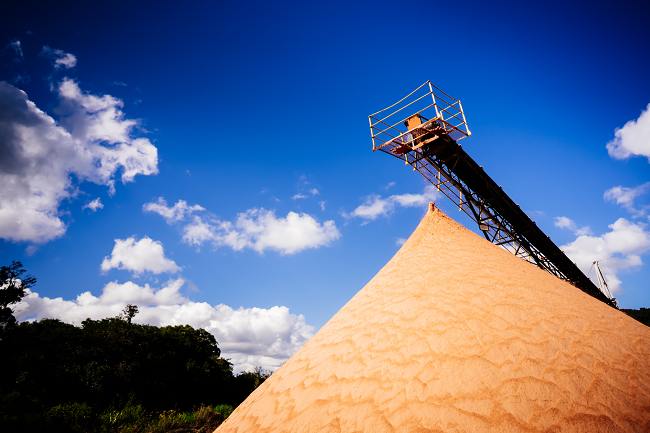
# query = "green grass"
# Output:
<box><xmin>40</xmin><ymin>402</ymin><xmax>234</xmax><ymax>433</ymax></box>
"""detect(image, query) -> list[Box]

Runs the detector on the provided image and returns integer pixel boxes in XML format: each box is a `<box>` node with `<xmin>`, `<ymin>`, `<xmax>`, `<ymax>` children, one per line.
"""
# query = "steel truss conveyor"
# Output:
<box><xmin>369</xmin><ymin>81</ymin><xmax>617</xmax><ymax>308</ymax></box>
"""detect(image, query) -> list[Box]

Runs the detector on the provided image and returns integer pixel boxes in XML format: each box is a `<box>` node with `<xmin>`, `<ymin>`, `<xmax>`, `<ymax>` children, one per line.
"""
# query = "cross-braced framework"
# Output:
<box><xmin>369</xmin><ymin>81</ymin><xmax>618</xmax><ymax>308</ymax></box>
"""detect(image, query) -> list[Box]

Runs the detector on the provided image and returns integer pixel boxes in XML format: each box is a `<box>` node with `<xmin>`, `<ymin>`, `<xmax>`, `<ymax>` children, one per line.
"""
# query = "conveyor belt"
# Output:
<box><xmin>379</xmin><ymin>126</ymin><xmax>616</xmax><ymax>308</ymax></box>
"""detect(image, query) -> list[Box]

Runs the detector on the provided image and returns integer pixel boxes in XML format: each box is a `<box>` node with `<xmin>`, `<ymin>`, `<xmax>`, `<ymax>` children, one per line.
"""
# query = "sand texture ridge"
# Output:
<box><xmin>216</xmin><ymin>204</ymin><xmax>650</xmax><ymax>433</ymax></box>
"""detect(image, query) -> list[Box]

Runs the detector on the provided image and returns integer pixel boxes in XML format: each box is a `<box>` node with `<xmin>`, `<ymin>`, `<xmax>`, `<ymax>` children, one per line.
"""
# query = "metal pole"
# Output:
<box><xmin>368</xmin><ymin>116</ymin><xmax>376</xmax><ymax>151</ymax></box>
<box><xmin>429</xmin><ymin>81</ymin><xmax>440</xmax><ymax>119</ymax></box>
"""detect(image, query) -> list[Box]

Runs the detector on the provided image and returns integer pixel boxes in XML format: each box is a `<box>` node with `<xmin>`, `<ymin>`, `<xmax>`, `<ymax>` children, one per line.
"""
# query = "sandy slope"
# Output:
<box><xmin>216</xmin><ymin>204</ymin><xmax>650</xmax><ymax>432</ymax></box>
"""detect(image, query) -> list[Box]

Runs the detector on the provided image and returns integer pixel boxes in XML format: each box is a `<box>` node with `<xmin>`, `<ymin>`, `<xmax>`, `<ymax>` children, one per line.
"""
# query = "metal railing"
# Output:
<box><xmin>369</xmin><ymin>81</ymin><xmax>471</xmax><ymax>152</ymax></box>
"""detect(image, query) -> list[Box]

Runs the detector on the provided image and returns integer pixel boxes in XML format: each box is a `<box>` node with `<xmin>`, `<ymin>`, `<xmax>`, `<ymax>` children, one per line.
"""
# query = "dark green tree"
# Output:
<box><xmin>231</xmin><ymin>366</ymin><xmax>272</xmax><ymax>403</ymax></box>
<box><xmin>118</xmin><ymin>304</ymin><xmax>139</xmax><ymax>324</ymax></box>
<box><xmin>0</xmin><ymin>317</ymin><xmax>235</xmax><ymax>424</ymax></box>
<box><xmin>0</xmin><ymin>261</ymin><xmax>36</xmax><ymax>329</ymax></box>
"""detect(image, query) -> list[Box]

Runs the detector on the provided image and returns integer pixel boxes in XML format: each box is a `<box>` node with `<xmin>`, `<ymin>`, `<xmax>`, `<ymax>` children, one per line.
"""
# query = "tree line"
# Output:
<box><xmin>0</xmin><ymin>261</ymin><xmax>270</xmax><ymax>432</ymax></box>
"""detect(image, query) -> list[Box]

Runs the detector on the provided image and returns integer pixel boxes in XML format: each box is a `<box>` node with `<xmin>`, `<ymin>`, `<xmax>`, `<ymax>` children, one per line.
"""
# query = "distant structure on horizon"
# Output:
<box><xmin>368</xmin><ymin>81</ymin><xmax>617</xmax><ymax>308</ymax></box>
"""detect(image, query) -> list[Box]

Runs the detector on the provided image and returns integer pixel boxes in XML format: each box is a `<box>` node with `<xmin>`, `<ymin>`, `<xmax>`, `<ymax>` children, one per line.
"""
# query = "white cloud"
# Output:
<box><xmin>0</xmin><ymin>78</ymin><xmax>158</xmax><ymax>244</ymax></box>
<box><xmin>144</xmin><ymin>196</ymin><xmax>341</xmax><ymax>256</ymax></box>
<box><xmin>57</xmin><ymin>78</ymin><xmax>158</xmax><ymax>187</ymax></box>
<box><xmin>554</xmin><ymin>216</ymin><xmax>592</xmax><ymax>236</ymax></box>
<box><xmin>607</xmin><ymin>103</ymin><xmax>650</xmax><ymax>162</ymax></box>
<box><xmin>553</xmin><ymin>217</ymin><xmax>576</xmax><ymax>231</ymax></box>
<box><xmin>396</xmin><ymin>237</ymin><xmax>407</xmax><ymax>246</ymax></box>
<box><xmin>292</xmin><ymin>188</ymin><xmax>319</xmax><ymax>200</ymax></box>
<box><xmin>554</xmin><ymin>216</ymin><xmax>577</xmax><ymax>231</ymax></box>
<box><xmin>560</xmin><ymin>218</ymin><xmax>650</xmax><ymax>294</ymax></box>
<box><xmin>143</xmin><ymin>197</ymin><xmax>204</xmax><ymax>224</ymax></box>
<box><xmin>182</xmin><ymin>216</ymin><xmax>217</xmax><ymax>247</ymax></box>
<box><xmin>344</xmin><ymin>185</ymin><xmax>439</xmax><ymax>222</ymax></box>
<box><xmin>181</xmin><ymin>209</ymin><xmax>340</xmax><ymax>255</ymax></box>
<box><xmin>348</xmin><ymin>195</ymin><xmax>391</xmax><ymax>221</ymax></box>
<box><xmin>385</xmin><ymin>182</ymin><xmax>396</xmax><ymax>190</ymax></box>
<box><xmin>101</xmin><ymin>236</ymin><xmax>181</xmax><ymax>275</ymax></box>
<box><xmin>41</xmin><ymin>46</ymin><xmax>77</xmax><ymax>69</ymax></box>
<box><xmin>604</xmin><ymin>182</ymin><xmax>650</xmax><ymax>217</ymax></box>
<box><xmin>319</xmin><ymin>201</ymin><xmax>325</xmax><ymax>211</ymax></box>
<box><xmin>8</xmin><ymin>40</ymin><xmax>23</xmax><ymax>58</ymax></box>
<box><xmin>15</xmin><ymin>278</ymin><xmax>314</xmax><ymax>373</ymax></box>
<box><xmin>82</xmin><ymin>197</ymin><xmax>103</xmax><ymax>212</ymax></box>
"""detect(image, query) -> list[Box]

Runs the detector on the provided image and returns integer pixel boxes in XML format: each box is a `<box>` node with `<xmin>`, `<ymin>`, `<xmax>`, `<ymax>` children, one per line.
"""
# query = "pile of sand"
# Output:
<box><xmin>216</xmin><ymin>204</ymin><xmax>650</xmax><ymax>432</ymax></box>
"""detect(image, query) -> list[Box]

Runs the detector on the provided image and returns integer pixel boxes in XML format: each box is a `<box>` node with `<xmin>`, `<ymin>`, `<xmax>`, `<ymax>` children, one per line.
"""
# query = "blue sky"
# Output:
<box><xmin>1</xmin><ymin>0</ymin><xmax>649</xmax><ymax>371</ymax></box>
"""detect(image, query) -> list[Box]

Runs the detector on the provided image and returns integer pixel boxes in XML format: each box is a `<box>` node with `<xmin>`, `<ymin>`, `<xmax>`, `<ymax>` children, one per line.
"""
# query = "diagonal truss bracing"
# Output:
<box><xmin>369</xmin><ymin>82</ymin><xmax>618</xmax><ymax>308</ymax></box>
